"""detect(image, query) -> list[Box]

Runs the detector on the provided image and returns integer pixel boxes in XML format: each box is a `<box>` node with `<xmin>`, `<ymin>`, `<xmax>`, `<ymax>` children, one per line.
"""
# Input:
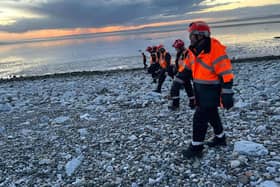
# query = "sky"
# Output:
<box><xmin>0</xmin><ymin>0</ymin><xmax>280</xmax><ymax>41</ymax></box>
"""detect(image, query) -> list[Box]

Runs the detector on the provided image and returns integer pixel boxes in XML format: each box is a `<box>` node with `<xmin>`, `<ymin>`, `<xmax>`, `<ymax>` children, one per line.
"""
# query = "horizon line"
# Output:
<box><xmin>0</xmin><ymin>14</ymin><xmax>279</xmax><ymax>45</ymax></box>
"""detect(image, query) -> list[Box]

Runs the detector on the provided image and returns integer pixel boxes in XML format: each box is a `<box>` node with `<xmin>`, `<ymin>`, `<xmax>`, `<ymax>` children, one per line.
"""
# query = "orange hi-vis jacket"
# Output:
<box><xmin>178</xmin><ymin>50</ymin><xmax>189</xmax><ymax>73</ymax></box>
<box><xmin>183</xmin><ymin>38</ymin><xmax>234</xmax><ymax>107</ymax></box>
<box><xmin>150</xmin><ymin>52</ymin><xmax>158</xmax><ymax>65</ymax></box>
<box><xmin>159</xmin><ymin>51</ymin><xmax>170</xmax><ymax>69</ymax></box>
<box><xmin>184</xmin><ymin>38</ymin><xmax>234</xmax><ymax>85</ymax></box>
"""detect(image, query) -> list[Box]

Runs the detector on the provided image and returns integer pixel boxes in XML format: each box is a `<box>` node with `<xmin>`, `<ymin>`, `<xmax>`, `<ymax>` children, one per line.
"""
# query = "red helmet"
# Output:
<box><xmin>188</xmin><ymin>21</ymin><xmax>210</xmax><ymax>37</ymax></box>
<box><xmin>152</xmin><ymin>45</ymin><xmax>158</xmax><ymax>52</ymax></box>
<box><xmin>172</xmin><ymin>39</ymin><xmax>185</xmax><ymax>49</ymax></box>
<box><xmin>157</xmin><ymin>44</ymin><xmax>164</xmax><ymax>50</ymax></box>
<box><xmin>146</xmin><ymin>46</ymin><xmax>152</xmax><ymax>52</ymax></box>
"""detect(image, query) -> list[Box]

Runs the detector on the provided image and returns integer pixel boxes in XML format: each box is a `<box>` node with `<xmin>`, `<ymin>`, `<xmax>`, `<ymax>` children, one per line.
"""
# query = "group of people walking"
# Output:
<box><xmin>142</xmin><ymin>21</ymin><xmax>235</xmax><ymax>159</ymax></box>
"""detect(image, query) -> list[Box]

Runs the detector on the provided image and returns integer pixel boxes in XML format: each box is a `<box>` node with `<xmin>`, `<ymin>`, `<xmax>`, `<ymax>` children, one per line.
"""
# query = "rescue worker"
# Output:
<box><xmin>154</xmin><ymin>45</ymin><xmax>172</xmax><ymax>93</ymax></box>
<box><xmin>181</xmin><ymin>21</ymin><xmax>234</xmax><ymax>159</ymax></box>
<box><xmin>168</xmin><ymin>39</ymin><xmax>195</xmax><ymax>110</ymax></box>
<box><xmin>147</xmin><ymin>46</ymin><xmax>160</xmax><ymax>83</ymax></box>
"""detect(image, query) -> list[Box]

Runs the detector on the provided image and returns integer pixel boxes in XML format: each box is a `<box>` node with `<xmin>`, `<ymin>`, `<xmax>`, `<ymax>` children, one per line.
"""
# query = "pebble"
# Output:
<box><xmin>238</xmin><ymin>175</ymin><xmax>250</xmax><ymax>184</ymax></box>
<box><xmin>230</xmin><ymin>160</ymin><xmax>241</xmax><ymax>168</ymax></box>
<box><xmin>0</xmin><ymin>60</ymin><xmax>280</xmax><ymax>186</ymax></box>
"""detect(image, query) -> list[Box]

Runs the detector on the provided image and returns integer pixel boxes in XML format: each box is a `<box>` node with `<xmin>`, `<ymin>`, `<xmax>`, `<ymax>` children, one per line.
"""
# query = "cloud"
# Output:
<box><xmin>195</xmin><ymin>0</ymin><xmax>280</xmax><ymax>13</ymax></box>
<box><xmin>0</xmin><ymin>0</ymin><xmax>279</xmax><ymax>34</ymax></box>
<box><xmin>0</xmin><ymin>0</ymin><xmax>201</xmax><ymax>33</ymax></box>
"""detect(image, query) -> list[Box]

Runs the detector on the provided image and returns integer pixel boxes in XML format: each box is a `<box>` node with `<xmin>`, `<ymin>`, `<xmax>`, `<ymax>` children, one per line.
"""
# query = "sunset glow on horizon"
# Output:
<box><xmin>0</xmin><ymin>18</ymin><xmax>215</xmax><ymax>42</ymax></box>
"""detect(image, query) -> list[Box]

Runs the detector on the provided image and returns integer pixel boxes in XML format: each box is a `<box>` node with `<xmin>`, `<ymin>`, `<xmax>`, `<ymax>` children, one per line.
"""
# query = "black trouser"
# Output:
<box><xmin>148</xmin><ymin>63</ymin><xmax>160</xmax><ymax>79</ymax></box>
<box><xmin>193</xmin><ymin>107</ymin><xmax>223</xmax><ymax>142</ymax></box>
<box><xmin>156</xmin><ymin>68</ymin><xmax>167</xmax><ymax>92</ymax></box>
<box><xmin>170</xmin><ymin>69</ymin><xmax>194</xmax><ymax>107</ymax></box>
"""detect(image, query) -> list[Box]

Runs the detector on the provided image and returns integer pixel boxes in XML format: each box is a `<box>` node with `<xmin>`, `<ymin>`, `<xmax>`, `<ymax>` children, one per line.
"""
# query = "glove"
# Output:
<box><xmin>221</xmin><ymin>93</ymin><xmax>234</xmax><ymax>110</ymax></box>
<box><xmin>189</xmin><ymin>97</ymin><xmax>196</xmax><ymax>109</ymax></box>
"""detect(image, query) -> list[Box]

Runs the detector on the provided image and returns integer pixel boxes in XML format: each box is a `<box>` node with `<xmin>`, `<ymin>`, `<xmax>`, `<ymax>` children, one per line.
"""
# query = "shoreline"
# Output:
<box><xmin>1</xmin><ymin>55</ymin><xmax>280</xmax><ymax>83</ymax></box>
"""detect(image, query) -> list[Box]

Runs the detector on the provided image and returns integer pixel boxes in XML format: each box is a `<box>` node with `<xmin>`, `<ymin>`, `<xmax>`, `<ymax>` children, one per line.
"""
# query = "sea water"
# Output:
<box><xmin>0</xmin><ymin>21</ymin><xmax>279</xmax><ymax>78</ymax></box>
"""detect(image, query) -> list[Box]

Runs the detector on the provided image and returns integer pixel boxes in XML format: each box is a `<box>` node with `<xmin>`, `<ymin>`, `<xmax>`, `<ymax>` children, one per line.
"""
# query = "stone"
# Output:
<box><xmin>259</xmin><ymin>180</ymin><xmax>279</xmax><ymax>187</ymax></box>
<box><xmin>234</xmin><ymin>141</ymin><xmax>268</xmax><ymax>156</ymax></box>
<box><xmin>52</xmin><ymin>116</ymin><xmax>70</xmax><ymax>124</ymax></box>
<box><xmin>230</xmin><ymin>160</ymin><xmax>241</xmax><ymax>168</ymax></box>
<box><xmin>238</xmin><ymin>175</ymin><xmax>249</xmax><ymax>184</ymax></box>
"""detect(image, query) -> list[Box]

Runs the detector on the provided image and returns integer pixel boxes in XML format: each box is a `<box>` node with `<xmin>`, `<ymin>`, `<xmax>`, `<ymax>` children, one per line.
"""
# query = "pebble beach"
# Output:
<box><xmin>0</xmin><ymin>59</ymin><xmax>280</xmax><ymax>186</ymax></box>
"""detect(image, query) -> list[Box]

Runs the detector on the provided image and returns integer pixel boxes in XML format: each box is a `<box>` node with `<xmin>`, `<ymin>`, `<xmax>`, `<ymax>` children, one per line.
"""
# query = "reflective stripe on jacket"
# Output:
<box><xmin>159</xmin><ymin>51</ymin><xmax>171</xmax><ymax>69</ymax></box>
<box><xmin>186</xmin><ymin>38</ymin><xmax>234</xmax><ymax>84</ymax></box>
<box><xmin>185</xmin><ymin>38</ymin><xmax>234</xmax><ymax>107</ymax></box>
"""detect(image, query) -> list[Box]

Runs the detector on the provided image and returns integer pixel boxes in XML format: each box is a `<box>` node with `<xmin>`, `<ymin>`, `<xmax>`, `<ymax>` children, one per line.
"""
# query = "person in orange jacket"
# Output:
<box><xmin>181</xmin><ymin>21</ymin><xmax>234</xmax><ymax>159</ymax></box>
<box><xmin>154</xmin><ymin>45</ymin><xmax>172</xmax><ymax>93</ymax></box>
<box><xmin>146</xmin><ymin>46</ymin><xmax>160</xmax><ymax>83</ymax></box>
<box><xmin>168</xmin><ymin>39</ymin><xmax>195</xmax><ymax>110</ymax></box>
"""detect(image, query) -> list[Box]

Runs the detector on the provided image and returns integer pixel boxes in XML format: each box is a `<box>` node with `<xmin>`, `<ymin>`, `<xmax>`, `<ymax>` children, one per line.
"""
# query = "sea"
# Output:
<box><xmin>0</xmin><ymin>18</ymin><xmax>280</xmax><ymax>78</ymax></box>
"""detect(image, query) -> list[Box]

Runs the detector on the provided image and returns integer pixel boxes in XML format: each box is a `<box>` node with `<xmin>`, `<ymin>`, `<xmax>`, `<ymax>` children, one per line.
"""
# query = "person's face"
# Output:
<box><xmin>189</xmin><ymin>33</ymin><xmax>204</xmax><ymax>46</ymax></box>
<box><xmin>189</xmin><ymin>33</ymin><xmax>197</xmax><ymax>46</ymax></box>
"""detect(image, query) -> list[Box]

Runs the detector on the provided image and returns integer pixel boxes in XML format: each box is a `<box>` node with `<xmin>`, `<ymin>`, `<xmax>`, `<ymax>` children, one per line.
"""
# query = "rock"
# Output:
<box><xmin>266</xmin><ymin>167</ymin><xmax>276</xmax><ymax>174</ymax></box>
<box><xmin>40</xmin><ymin>115</ymin><xmax>50</xmax><ymax>123</ymax></box>
<box><xmin>39</xmin><ymin>159</ymin><xmax>52</xmax><ymax>165</ymax></box>
<box><xmin>65</xmin><ymin>155</ymin><xmax>84</xmax><ymax>177</ymax></box>
<box><xmin>52</xmin><ymin>116</ymin><xmax>70</xmax><ymax>124</ymax></box>
<box><xmin>192</xmin><ymin>160</ymin><xmax>200</xmax><ymax>169</ymax></box>
<box><xmin>0</xmin><ymin>126</ymin><xmax>5</xmax><ymax>135</ymax></box>
<box><xmin>148</xmin><ymin>172</ymin><xmax>164</xmax><ymax>185</ymax></box>
<box><xmin>230</xmin><ymin>160</ymin><xmax>241</xmax><ymax>168</ymax></box>
<box><xmin>271</xmin><ymin>115</ymin><xmax>280</xmax><ymax>122</ymax></box>
<box><xmin>259</xmin><ymin>180</ymin><xmax>279</xmax><ymax>187</ymax></box>
<box><xmin>245</xmin><ymin>171</ymin><xmax>253</xmax><ymax>177</ymax></box>
<box><xmin>131</xmin><ymin>182</ymin><xmax>138</xmax><ymax>187</ymax></box>
<box><xmin>234</xmin><ymin>141</ymin><xmax>268</xmax><ymax>156</ymax></box>
<box><xmin>238</xmin><ymin>175</ymin><xmax>249</xmax><ymax>184</ymax></box>
<box><xmin>234</xmin><ymin>100</ymin><xmax>248</xmax><ymax>108</ymax></box>
<box><xmin>103</xmin><ymin>182</ymin><xmax>117</xmax><ymax>187</ymax></box>
<box><xmin>267</xmin><ymin>161</ymin><xmax>280</xmax><ymax>167</ymax></box>
<box><xmin>255</xmin><ymin>125</ymin><xmax>266</xmax><ymax>133</ymax></box>
<box><xmin>72</xmin><ymin>178</ymin><xmax>85</xmax><ymax>185</ymax></box>
<box><xmin>78</xmin><ymin>128</ymin><xmax>88</xmax><ymax>137</ymax></box>
<box><xmin>128</xmin><ymin>135</ymin><xmax>137</xmax><ymax>141</ymax></box>
<box><xmin>106</xmin><ymin>165</ymin><xmax>114</xmax><ymax>173</ymax></box>
<box><xmin>80</xmin><ymin>113</ymin><xmax>90</xmax><ymax>120</ymax></box>
<box><xmin>148</xmin><ymin>178</ymin><xmax>157</xmax><ymax>185</ymax></box>
<box><xmin>0</xmin><ymin>103</ymin><xmax>12</xmax><ymax>112</ymax></box>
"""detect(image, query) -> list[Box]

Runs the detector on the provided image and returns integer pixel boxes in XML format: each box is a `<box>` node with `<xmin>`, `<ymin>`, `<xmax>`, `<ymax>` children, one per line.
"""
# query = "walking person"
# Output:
<box><xmin>147</xmin><ymin>46</ymin><xmax>160</xmax><ymax>83</ymax></box>
<box><xmin>181</xmin><ymin>21</ymin><xmax>234</xmax><ymax>159</ymax></box>
<box><xmin>168</xmin><ymin>39</ymin><xmax>195</xmax><ymax>110</ymax></box>
<box><xmin>153</xmin><ymin>45</ymin><xmax>172</xmax><ymax>93</ymax></box>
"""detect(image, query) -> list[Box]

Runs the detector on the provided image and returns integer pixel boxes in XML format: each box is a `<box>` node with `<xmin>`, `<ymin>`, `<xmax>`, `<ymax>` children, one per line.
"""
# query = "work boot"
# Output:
<box><xmin>188</xmin><ymin>97</ymin><xmax>196</xmax><ymax>109</ymax></box>
<box><xmin>164</xmin><ymin>95</ymin><xmax>171</xmax><ymax>100</ymax></box>
<box><xmin>152</xmin><ymin>78</ymin><xmax>157</xmax><ymax>83</ymax></box>
<box><xmin>168</xmin><ymin>105</ymin><xmax>179</xmax><ymax>111</ymax></box>
<box><xmin>207</xmin><ymin>135</ymin><xmax>227</xmax><ymax>147</ymax></box>
<box><xmin>168</xmin><ymin>98</ymin><xmax>179</xmax><ymax>111</ymax></box>
<box><xmin>153</xmin><ymin>89</ymin><xmax>161</xmax><ymax>93</ymax></box>
<box><xmin>182</xmin><ymin>143</ymin><xmax>204</xmax><ymax>159</ymax></box>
